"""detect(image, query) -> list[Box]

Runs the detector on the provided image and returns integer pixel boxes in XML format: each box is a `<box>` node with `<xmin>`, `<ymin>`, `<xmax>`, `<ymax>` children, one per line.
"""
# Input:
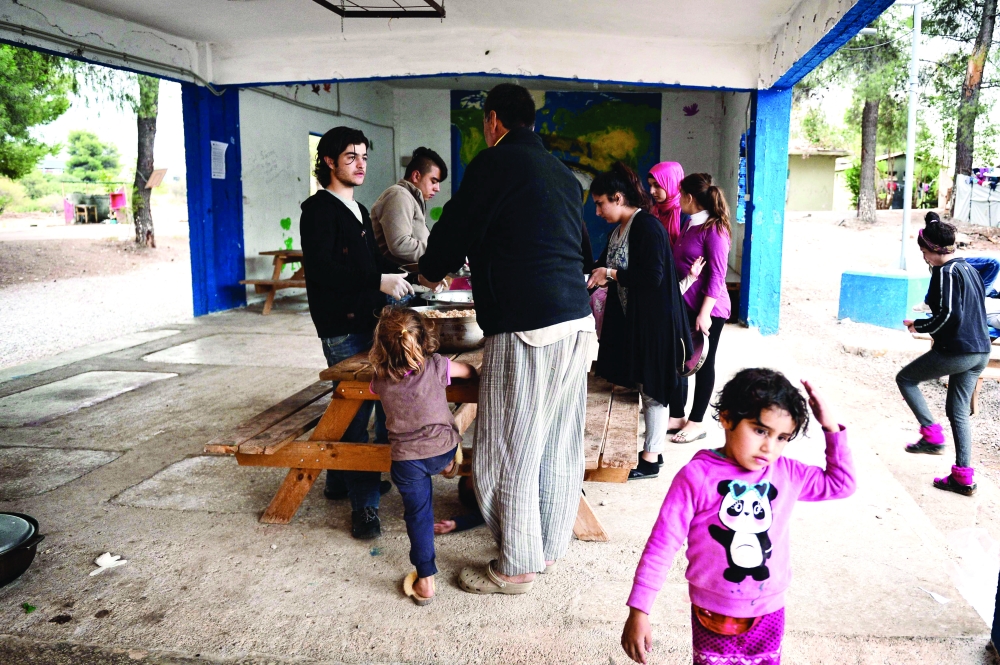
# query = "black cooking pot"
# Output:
<box><xmin>0</xmin><ymin>513</ymin><xmax>45</xmax><ymax>588</ymax></box>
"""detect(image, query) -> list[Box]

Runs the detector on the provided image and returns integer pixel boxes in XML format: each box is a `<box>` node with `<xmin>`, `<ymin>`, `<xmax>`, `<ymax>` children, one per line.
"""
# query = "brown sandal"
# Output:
<box><xmin>458</xmin><ymin>560</ymin><xmax>533</xmax><ymax>595</ymax></box>
<box><xmin>403</xmin><ymin>571</ymin><xmax>434</xmax><ymax>606</ymax></box>
<box><xmin>441</xmin><ymin>446</ymin><xmax>463</xmax><ymax>479</ymax></box>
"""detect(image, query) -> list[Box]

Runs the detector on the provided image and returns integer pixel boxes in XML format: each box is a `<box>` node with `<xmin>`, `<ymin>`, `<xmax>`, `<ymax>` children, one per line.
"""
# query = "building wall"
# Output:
<box><xmin>238</xmin><ymin>82</ymin><xmax>396</xmax><ymax>281</ymax></box>
<box><xmin>238</xmin><ymin>84</ymin><xmax>748</xmax><ymax>278</ymax></box>
<box><xmin>786</xmin><ymin>154</ymin><xmax>837</xmax><ymax>211</ymax></box>
<box><xmin>718</xmin><ymin>92</ymin><xmax>751</xmax><ymax>274</ymax></box>
<box><xmin>392</xmin><ymin>89</ymin><xmax>454</xmax><ymax>223</ymax></box>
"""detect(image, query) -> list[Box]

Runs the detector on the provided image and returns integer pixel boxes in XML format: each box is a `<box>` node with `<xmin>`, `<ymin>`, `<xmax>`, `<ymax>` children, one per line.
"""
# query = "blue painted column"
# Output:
<box><xmin>181</xmin><ymin>84</ymin><xmax>246</xmax><ymax>316</ymax></box>
<box><xmin>740</xmin><ymin>88</ymin><xmax>792</xmax><ymax>335</ymax></box>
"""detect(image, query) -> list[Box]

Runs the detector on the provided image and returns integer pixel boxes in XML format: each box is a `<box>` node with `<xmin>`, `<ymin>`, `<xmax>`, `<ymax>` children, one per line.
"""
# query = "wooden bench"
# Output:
<box><xmin>240</xmin><ymin>249</ymin><xmax>305</xmax><ymax>315</ymax></box>
<box><xmin>205</xmin><ymin>350</ymin><xmax>639</xmax><ymax>542</ymax></box>
<box><xmin>973</xmin><ymin>358</ymin><xmax>1000</xmax><ymax>416</ymax></box>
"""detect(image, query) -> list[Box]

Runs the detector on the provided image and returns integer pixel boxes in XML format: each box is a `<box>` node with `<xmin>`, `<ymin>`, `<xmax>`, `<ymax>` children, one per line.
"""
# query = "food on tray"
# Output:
<box><xmin>422</xmin><ymin>308</ymin><xmax>475</xmax><ymax>319</ymax></box>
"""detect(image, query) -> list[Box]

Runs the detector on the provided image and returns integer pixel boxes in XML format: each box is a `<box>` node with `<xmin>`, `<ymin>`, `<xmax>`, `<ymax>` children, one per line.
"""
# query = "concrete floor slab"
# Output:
<box><xmin>0</xmin><ymin>331</ymin><xmax>181</xmax><ymax>384</ymax></box>
<box><xmin>0</xmin><ymin>447</ymin><xmax>120</xmax><ymax>500</ymax></box>
<box><xmin>142</xmin><ymin>334</ymin><xmax>325</xmax><ymax>369</ymax></box>
<box><xmin>113</xmin><ymin>456</ymin><xmax>294</xmax><ymax>513</ymax></box>
<box><xmin>0</xmin><ymin>371</ymin><xmax>176</xmax><ymax>427</ymax></box>
<box><xmin>0</xmin><ymin>366</ymin><xmax>319</xmax><ymax>452</ymax></box>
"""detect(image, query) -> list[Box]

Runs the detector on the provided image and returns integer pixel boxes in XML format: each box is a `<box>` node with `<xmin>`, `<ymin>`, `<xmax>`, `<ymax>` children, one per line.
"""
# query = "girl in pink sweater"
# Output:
<box><xmin>621</xmin><ymin>368</ymin><xmax>855</xmax><ymax>665</ymax></box>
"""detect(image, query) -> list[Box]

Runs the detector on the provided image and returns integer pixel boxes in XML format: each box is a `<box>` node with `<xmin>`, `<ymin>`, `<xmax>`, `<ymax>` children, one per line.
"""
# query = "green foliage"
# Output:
<box><xmin>19</xmin><ymin>170</ymin><xmax>60</xmax><ymax>199</ymax></box>
<box><xmin>0</xmin><ymin>45</ymin><xmax>74</xmax><ymax>179</ymax></box>
<box><xmin>0</xmin><ymin>178</ymin><xmax>25</xmax><ymax>214</ymax></box>
<box><xmin>844</xmin><ymin>160</ymin><xmax>862</xmax><ymax>208</ymax></box>
<box><xmin>65</xmin><ymin>130</ymin><xmax>120</xmax><ymax>183</ymax></box>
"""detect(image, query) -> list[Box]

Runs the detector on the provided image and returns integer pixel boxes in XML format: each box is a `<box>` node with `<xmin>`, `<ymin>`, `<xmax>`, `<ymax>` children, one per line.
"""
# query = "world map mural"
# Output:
<box><xmin>450</xmin><ymin>90</ymin><xmax>662</xmax><ymax>259</ymax></box>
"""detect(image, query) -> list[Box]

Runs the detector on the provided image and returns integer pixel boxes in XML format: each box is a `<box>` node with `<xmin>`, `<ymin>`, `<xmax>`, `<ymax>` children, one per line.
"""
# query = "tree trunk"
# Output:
<box><xmin>133</xmin><ymin>75</ymin><xmax>160</xmax><ymax>247</ymax></box>
<box><xmin>954</xmin><ymin>0</ymin><xmax>997</xmax><ymax>179</ymax></box>
<box><xmin>858</xmin><ymin>97</ymin><xmax>879</xmax><ymax>223</ymax></box>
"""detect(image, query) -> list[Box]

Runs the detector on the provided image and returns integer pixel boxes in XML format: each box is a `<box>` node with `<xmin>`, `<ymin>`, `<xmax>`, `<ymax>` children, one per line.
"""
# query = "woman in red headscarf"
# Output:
<box><xmin>647</xmin><ymin>162</ymin><xmax>685</xmax><ymax>247</ymax></box>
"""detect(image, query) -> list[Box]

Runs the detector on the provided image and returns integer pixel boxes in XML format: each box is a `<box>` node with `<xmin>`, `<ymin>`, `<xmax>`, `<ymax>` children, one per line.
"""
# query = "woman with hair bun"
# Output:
<box><xmin>897</xmin><ymin>212</ymin><xmax>991</xmax><ymax>496</ymax></box>
<box><xmin>588</xmin><ymin>162</ymin><xmax>693</xmax><ymax>480</ymax></box>
<box><xmin>669</xmin><ymin>173</ymin><xmax>733</xmax><ymax>445</ymax></box>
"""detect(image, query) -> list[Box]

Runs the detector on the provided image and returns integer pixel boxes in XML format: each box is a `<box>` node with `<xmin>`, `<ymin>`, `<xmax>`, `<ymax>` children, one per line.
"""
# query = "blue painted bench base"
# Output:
<box><xmin>838</xmin><ymin>270</ymin><xmax>931</xmax><ymax>331</ymax></box>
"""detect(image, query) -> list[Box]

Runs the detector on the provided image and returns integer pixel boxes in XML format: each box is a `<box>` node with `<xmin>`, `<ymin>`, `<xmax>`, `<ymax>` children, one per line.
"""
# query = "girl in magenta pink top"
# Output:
<box><xmin>669</xmin><ymin>173</ymin><xmax>733</xmax><ymax>445</ymax></box>
<box><xmin>621</xmin><ymin>368</ymin><xmax>856</xmax><ymax>665</ymax></box>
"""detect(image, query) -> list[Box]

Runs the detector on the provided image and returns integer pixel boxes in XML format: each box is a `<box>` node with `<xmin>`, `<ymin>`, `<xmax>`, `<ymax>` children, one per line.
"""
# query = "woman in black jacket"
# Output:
<box><xmin>897</xmin><ymin>213</ymin><xmax>991</xmax><ymax>496</ymax></box>
<box><xmin>588</xmin><ymin>162</ymin><xmax>692</xmax><ymax>480</ymax></box>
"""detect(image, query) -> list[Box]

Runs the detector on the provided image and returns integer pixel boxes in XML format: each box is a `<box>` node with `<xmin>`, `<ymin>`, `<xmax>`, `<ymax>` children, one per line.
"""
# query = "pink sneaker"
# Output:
<box><xmin>905</xmin><ymin>424</ymin><xmax>946</xmax><ymax>455</ymax></box>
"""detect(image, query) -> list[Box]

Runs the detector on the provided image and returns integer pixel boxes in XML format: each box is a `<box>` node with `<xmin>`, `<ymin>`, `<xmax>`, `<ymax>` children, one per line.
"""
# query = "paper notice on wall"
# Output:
<box><xmin>211</xmin><ymin>141</ymin><xmax>228</xmax><ymax>179</ymax></box>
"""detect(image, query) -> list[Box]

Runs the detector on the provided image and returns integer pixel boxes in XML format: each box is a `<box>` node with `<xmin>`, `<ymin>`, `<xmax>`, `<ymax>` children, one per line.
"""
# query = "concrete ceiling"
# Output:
<box><xmin>0</xmin><ymin>0</ymin><xmax>890</xmax><ymax>89</ymax></box>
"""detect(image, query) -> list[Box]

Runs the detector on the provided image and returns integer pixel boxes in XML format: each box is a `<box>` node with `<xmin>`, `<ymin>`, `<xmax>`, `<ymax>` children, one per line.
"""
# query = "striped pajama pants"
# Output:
<box><xmin>472</xmin><ymin>330</ymin><xmax>593</xmax><ymax>576</ymax></box>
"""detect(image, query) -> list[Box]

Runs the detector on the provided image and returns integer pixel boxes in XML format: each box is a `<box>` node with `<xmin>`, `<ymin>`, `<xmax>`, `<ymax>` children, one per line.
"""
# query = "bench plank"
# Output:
<box><xmin>237</xmin><ymin>396</ymin><xmax>332</xmax><ymax>455</ymax></box>
<box><xmin>601</xmin><ymin>386</ymin><xmax>641</xmax><ymax>470</ymax></box>
<box><xmin>237</xmin><ymin>441</ymin><xmax>391</xmax><ymax>472</ymax></box>
<box><xmin>203</xmin><ymin>381</ymin><xmax>333</xmax><ymax>454</ymax></box>
<box><xmin>240</xmin><ymin>279</ymin><xmax>306</xmax><ymax>287</ymax></box>
<box><xmin>584</xmin><ymin>375</ymin><xmax>613</xmax><ymax>470</ymax></box>
<box><xmin>336</xmin><ymin>380</ymin><xmax>480</xmax><ymax>404</ymax></box>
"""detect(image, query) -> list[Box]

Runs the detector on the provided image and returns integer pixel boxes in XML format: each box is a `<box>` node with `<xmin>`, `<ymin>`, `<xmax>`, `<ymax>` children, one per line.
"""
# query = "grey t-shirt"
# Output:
<box><xmin>371</xmin><ymin>353</ymin><xmax>461</xmax><ymax>461</ymax></box>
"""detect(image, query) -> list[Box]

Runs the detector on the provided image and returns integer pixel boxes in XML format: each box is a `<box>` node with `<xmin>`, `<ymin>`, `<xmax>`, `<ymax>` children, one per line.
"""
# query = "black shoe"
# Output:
<box><xmin>628</xmin><ymin>458</ymin><xmax>660</xmax><ymax>480</ymax></box>
<box><xmin>351</xmin><ymin>506</ymin><xmax>382</xmax><ymax>539</ymax></box>
<box><xmin>325</xmin><ymin>480</ymin><xmax>392</xmax><ymax>501</ymax></box>
<box><xmin>657</xmin><ymin>454</ymin><xmax>664</xmax><ymax>467</ymax></box>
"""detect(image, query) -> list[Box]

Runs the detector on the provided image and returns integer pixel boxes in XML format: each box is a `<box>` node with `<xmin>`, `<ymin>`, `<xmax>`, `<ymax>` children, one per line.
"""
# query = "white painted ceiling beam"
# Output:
<box><xmin>0</xmin><ymin>0</ymin><xmax>885</xmax><ymax>90</ymax></box>
<box><xmin>0</xmin><ymin>0</ymin><xmax>204</xmax><ymax>84</ymax></box>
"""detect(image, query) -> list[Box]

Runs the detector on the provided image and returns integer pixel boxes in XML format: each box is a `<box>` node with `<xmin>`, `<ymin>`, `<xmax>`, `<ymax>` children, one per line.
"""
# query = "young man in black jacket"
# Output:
<box><xmin>300</xmin><ymin>126</ymin><xmax>413</xmax><ymax>539</ymax></box>
<box><xmin>420</xmin><ymin>84</ymin><xmax>595</xmax><ymax>595</ymax></box>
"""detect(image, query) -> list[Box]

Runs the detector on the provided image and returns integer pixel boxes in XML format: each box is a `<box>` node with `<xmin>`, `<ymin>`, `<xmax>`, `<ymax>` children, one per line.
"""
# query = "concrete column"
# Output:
<box><xmin>181</xmin><ymin>84</ymin><xmax>246</xmax><ymax>316</ymax></box>
<box><xmin>740</xmin><ymin>88</ymin><xmax>792</xmax><ymax>335</ymax></box>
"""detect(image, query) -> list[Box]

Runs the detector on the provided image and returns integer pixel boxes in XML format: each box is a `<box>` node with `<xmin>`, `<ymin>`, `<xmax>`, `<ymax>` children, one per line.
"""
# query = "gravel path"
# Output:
<box><xmin>0</xmin><ymin>256</ymin><xmax>192</xmax><ymax>370</ymax></box>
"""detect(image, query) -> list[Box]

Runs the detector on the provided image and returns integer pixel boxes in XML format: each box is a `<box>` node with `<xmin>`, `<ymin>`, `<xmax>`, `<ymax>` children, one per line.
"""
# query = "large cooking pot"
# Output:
<box><xmin>413</xmin><ymin>305</ymin><xmax>484</xmax><ymax>352</ymax></box>
<box><xmin>0</xmin><ymin>513</ymin><xmax>45</xmax><ymax>588</ymax></box>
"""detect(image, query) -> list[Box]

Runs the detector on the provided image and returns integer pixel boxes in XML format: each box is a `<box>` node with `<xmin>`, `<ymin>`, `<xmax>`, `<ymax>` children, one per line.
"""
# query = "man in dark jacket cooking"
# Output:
<box><xmin>300</xmin><ymin>126</ymin><xmax>413</xmax><ymax>540</ymax></box>
<box><xmin>419</xmin><ymin>84</ymin><xmax>595</xmax><ymax>595</ymax></box>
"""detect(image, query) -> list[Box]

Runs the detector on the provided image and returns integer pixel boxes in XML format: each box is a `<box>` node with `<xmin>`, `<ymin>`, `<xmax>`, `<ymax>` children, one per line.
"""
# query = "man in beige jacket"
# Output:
<box><xmin>371</xmin><ymin>147</ymin><xmax>448</xmax><ymax>266</ymax></box>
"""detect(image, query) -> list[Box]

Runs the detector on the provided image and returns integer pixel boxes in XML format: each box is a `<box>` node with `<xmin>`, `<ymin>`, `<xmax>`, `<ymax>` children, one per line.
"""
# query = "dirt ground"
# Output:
<box><xmin>779</xmin><ymin>209</ymin><xmax>1000</xmax><ymax>486</ymax></box>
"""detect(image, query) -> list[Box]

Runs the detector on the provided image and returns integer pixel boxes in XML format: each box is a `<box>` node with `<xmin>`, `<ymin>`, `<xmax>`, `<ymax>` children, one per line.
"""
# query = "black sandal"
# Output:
<box><xmin>932</xmin><ymin>475</ymin><xmax>976</xmax><ymax>496</ymax></box>
<box><xmin>628</xmin><ymin>457</ymin><xmax>660</xmax><ymax>480</ymax></box>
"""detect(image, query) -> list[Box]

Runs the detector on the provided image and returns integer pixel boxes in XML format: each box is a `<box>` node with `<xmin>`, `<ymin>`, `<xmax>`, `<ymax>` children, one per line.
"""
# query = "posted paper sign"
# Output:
<box><xmin>211</xmin><ymin>141</ymin><xmax>228</xmax><ymax>179</ymax></box>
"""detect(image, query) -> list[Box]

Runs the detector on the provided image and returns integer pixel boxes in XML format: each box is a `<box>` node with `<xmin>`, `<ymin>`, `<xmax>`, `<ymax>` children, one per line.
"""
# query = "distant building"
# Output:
<box><xmin>787</xmin><ymin>146</ymin><xmax>852</xmax><ymax>211</ymax></box>
<box><xmin>39</xmin><ymin>156</ymin><xmax>65</xmax><ymax>174</ymax></box>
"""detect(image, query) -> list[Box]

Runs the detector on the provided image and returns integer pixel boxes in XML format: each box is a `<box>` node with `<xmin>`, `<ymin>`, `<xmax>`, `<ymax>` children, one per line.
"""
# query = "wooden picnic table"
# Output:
<box><xmin>240</xmin><ymin>249</ymin><xmax>305</xmax><ymax>315</ymax></box>
<box><xmin>206</xmin><ymin>347</ymin><xmax>640</xmax><ymax>542</ymax></box>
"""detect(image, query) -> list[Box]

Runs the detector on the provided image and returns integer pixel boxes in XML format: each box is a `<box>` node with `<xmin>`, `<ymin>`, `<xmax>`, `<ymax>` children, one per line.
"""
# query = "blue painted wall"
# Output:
<box><xmin>741</xmin><ymin>88</ymin><xmax>792</xmax><ymax>335</ymax></box>
<box><xmin>181</xmin><ymin>84</ymin><xmax>246</xmax><ymax>316</ymax></box>
<box><xmin>838</xmin><ymin>271</ymin><xmax>931</xmax><ymax>330</ymax></box>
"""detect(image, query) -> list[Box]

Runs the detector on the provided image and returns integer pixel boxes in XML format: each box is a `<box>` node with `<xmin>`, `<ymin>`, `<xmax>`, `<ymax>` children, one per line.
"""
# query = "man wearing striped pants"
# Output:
<box><xmin>418</xmin><ymin>83</ymin><xmax>595</xmax><ymax>594</ymax></box>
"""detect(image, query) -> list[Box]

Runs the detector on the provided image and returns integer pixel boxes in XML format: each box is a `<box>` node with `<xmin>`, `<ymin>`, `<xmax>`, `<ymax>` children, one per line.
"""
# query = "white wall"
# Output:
<box><xmin>659</xmin><ymin>90</ymin><xmax>722</xmax><ymax>177</ymax></box>
<box><xmin>392</xmin><ymin>89</ymin><xmax>453</xmax><ymax>222</ymax></box>
<box><xmin>718</xmin><ymin>92</ymin><xmax>751</xmax><ymax>273</ymax></box>
<box><xmin>238</xmin><ymin>81</ymin><xmax>396</xmax><ymax>281</ymax></box>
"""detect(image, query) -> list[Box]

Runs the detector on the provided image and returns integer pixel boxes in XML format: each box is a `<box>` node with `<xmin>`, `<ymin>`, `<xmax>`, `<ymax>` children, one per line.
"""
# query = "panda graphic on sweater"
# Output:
<box><xmin>708</xmin><ymin>479</ymin><xmax>778</xmax><ymax>583</ymax></box>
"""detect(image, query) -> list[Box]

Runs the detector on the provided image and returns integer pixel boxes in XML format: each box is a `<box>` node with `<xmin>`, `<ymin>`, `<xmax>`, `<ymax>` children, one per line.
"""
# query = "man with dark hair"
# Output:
<box><xmin>420</xmin><ymin>83</ymin><xmax>595</xmax><ymax>596</ymax></box>
<box><xmin>300</xmin><ymin>126</ymin><xmax>413</xmax><ymax>540</ymax></box>
<box><xmin>371</xmin><ymin>147</ymin><xmax>448</xmax><ymax>266</ymax></box>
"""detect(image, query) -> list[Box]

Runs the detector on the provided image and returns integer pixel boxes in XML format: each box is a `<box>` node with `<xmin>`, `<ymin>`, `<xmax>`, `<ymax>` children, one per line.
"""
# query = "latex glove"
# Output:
<box><xmin>90</xmin><ymin>552</ymin><xmax>128</xmax><ymax>576</ymax></box>
<box><xmin>380</xmin><ymin>273</ymin><xmax>414</xmax><ymax>300</ymax></box>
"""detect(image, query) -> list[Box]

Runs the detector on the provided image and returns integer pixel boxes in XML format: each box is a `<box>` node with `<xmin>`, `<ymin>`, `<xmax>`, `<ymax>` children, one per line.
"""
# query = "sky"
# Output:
<box><xmin>29</xmin><ymin>78</ymin><xmax>187</xmax><ymax>182</ymax></box>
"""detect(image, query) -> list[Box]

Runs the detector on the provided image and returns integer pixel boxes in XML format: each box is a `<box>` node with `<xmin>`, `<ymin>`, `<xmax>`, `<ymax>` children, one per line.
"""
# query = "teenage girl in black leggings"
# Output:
<box><xmin>668</xmin><ymin>173</ymin><xmax>732</xmax><ymax>443</ymax></box>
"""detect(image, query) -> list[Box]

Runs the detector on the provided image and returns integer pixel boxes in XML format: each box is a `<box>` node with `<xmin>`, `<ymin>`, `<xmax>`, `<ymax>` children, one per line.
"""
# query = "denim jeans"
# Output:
<box><xmin>895</xmin><ymin>349</ymin><xmax>990</xmax><ymax>467</ymax></box>
<box><xmin>390</xmin><ymin>448</ymin><xmax>456</xmax><ymax>578</ymax></box>
<box><xmin>321</xmin><ymin>334</ymin><xmax>388</xmax><ymax>511</ymax></box>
